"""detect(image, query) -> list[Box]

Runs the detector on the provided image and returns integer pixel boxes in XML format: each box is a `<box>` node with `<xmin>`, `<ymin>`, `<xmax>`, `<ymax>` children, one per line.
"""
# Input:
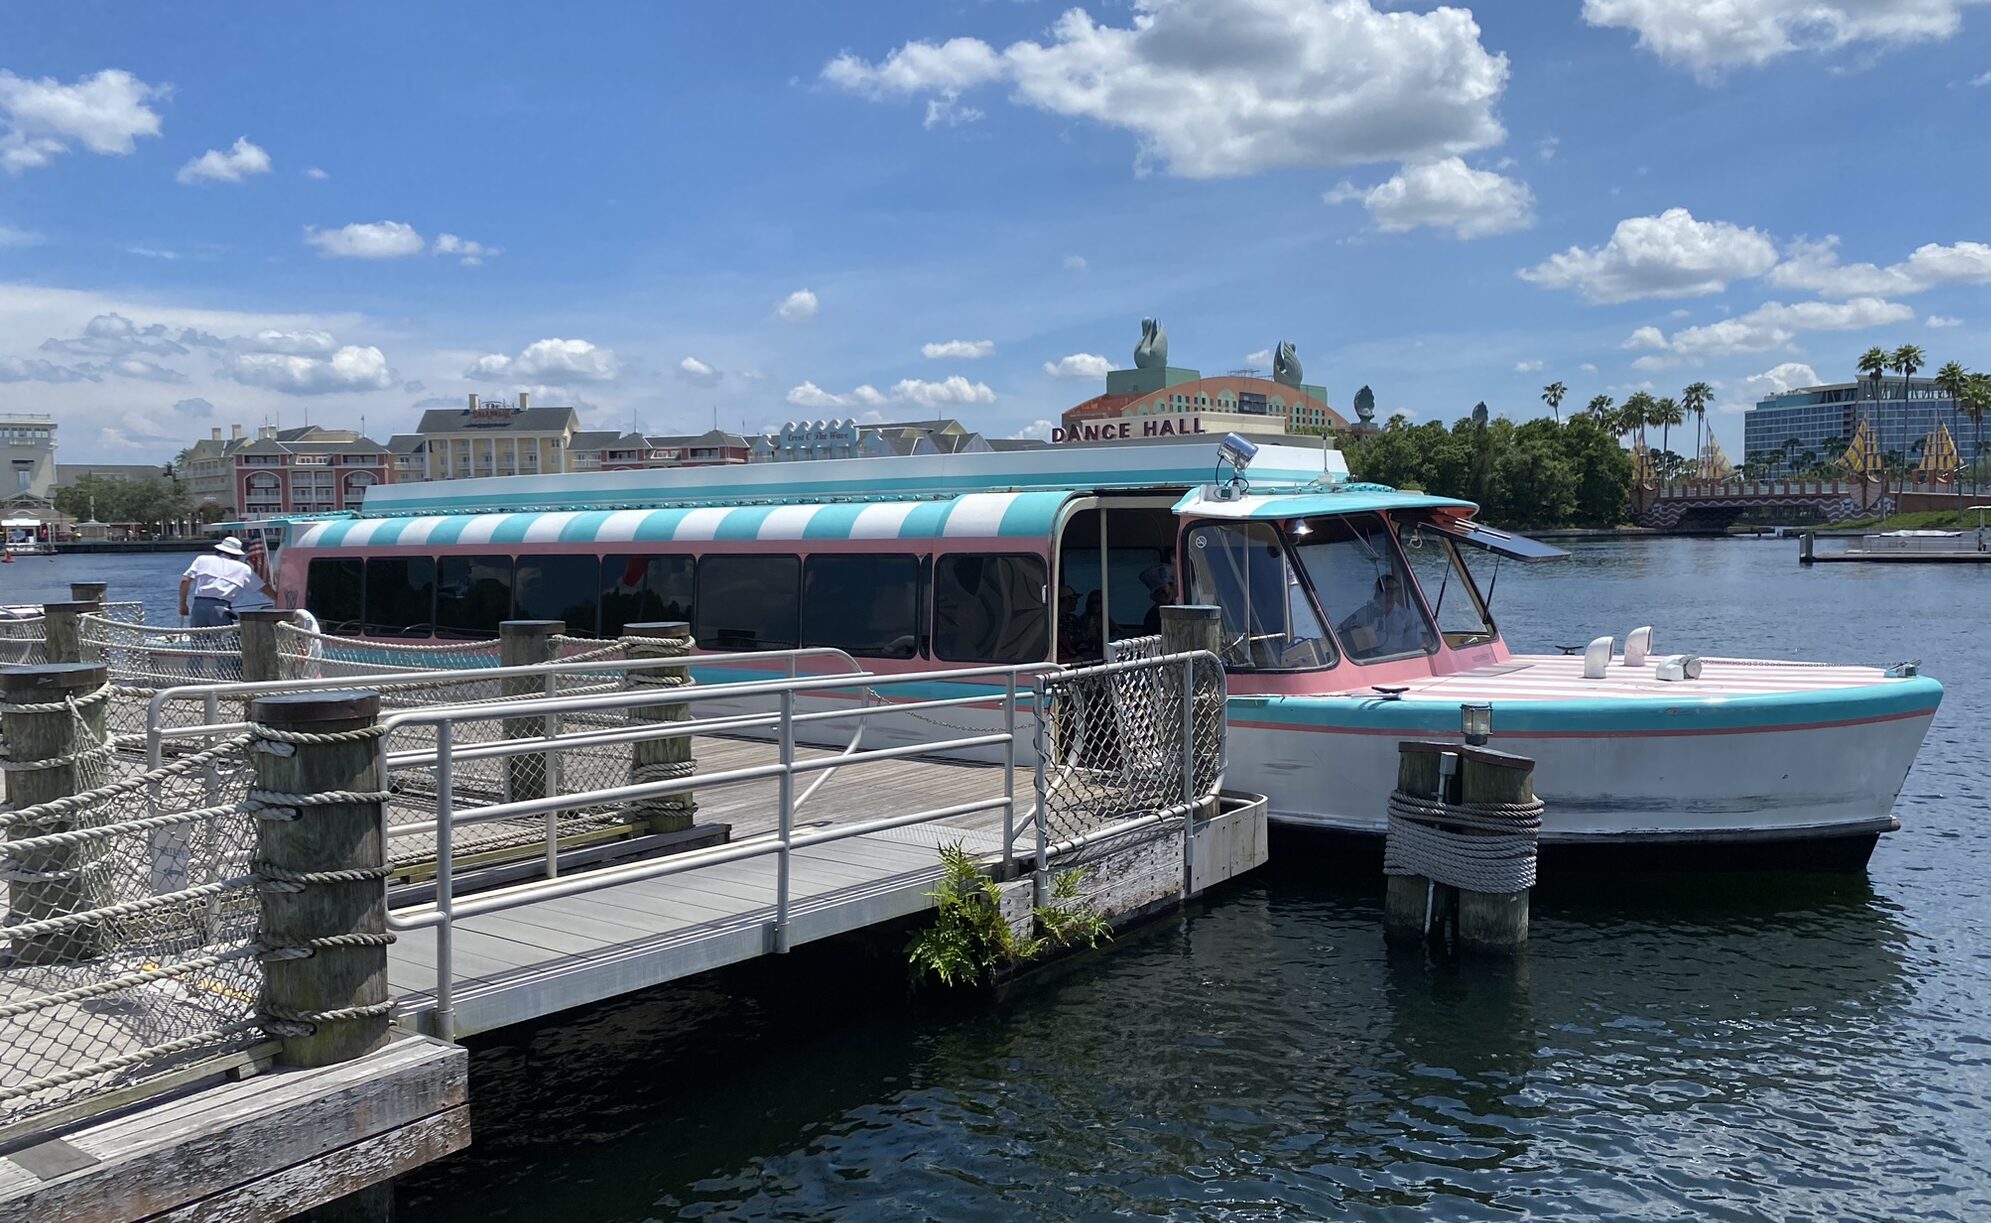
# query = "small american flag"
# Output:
<box><xmin>245</xmin><ymin>534</ymin><xmax>270</xmax><ymax>583</ymax></box>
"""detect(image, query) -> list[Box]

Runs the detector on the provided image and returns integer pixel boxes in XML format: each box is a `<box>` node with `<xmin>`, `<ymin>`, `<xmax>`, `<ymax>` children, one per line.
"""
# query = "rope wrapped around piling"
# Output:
<box><xmin>1383</xmin><ymin>791</ymin><xmax>1543</xmax><ymax>893</ymax></box>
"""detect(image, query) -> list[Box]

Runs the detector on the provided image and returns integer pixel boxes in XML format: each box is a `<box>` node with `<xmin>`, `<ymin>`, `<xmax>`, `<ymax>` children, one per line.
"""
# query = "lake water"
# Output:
<box><xmin>10</xmin><ymin>542</ymin><xmax>1991</xmax><ymax>1219</ymax></box>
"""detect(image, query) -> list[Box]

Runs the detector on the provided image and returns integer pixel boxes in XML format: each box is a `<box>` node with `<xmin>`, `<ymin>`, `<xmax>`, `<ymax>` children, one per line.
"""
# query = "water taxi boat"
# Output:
<box><xmin>270</xmin><ymin>439</ymin><xmax>1941</xmax><ymax>869</ymax></box>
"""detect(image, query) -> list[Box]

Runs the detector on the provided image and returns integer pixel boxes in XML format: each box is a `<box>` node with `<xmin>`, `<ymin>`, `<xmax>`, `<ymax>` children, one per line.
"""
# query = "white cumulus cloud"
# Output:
<box><xmin>775</xmin><ymin>288</ymin><xmax>819</xmax><ymax>322</ymax></box>
<box><xmin>1043</xmin><ymin>352</ymin><xmax>1112</xmax><ymax>379</ymax></box>
<box><xmin>1767</xmin><ymin>236</ymin><xmax>1991</xmax><ymax>298</ymax></box>
<box><xmin>1583</xmin><ymin>0</ymin><xmax>1981</xmax><ymax>78</ymax></box>
<box><xmin>304</xmin><ymin>221</ymin><xmax>425</xmax><ymax>259</ymax></box>
<box><xmin>1927</xmin><ymin>314</ymin><xmax>1964</xmax><ymax>328</ymax></box>
<box><xmin>176</xmin><ymin>136</ymin><xmax>270</xmax><ymax>185</ymax></box>
<box><xmin>41</xmin><ymin>312</ymin><xmax>189</xmax><ymax>357</ymax></box>
<box><xmin>922</xmin><ymin>339</ymin><xmax>995</xmax><ymax>359</ymax></box>
<box><xmin>1009</xmin><ymin>419</ymin><xmax>1057</xmax><ymax>441</ymax></box>
<box><xmin>1063</xmin><ymin>254</ymin><xmax>1088</xmax><ymax>271</ymax></box>
<box><xmin>1326</xmin><ymin>158</ymin><xmax>1534</xmax><ymax>238</ymax></box>
<box><xmin>786</xmin><ymin>381</ymin><xmax>888</xmax><ymax>411</ymax></box>
<box><xmin>467</xmin><ymin>338</ymin><xmax>621</xmax><ymax>384</ymax></box>
<box><xmin>1638</xmin><ymin>298</ymin><xmax>1915</xmax><ymax>358</ymax></box>
<box><xmin>823</xmin><ymin>0</ymin><xmax>1510</xmax><ymax>179</ymax></box>
<box><xmin>890</xmin><ymin>375</ymin><xmax>996</xmax><ymax>408</ymax></box>
<box><xmin>0</xmin><ymin>357</ymin><xmax>95</xmax><ymax>383</ymax></box>
<box><xmin>433</xmin><ymin>233</ymin><xmax>497</xmax><ymax>266</ymax></box>
<box><xmin>1518</xmin><ymin>208</ymin><xmax>1780</xmax><ymax>303</ymax></box>
<box><xmin>222</xmin><ymin>345</ymin><xmax>394</xmax><ymax>395</ymax></box>
<box><xmin>0</xmin><ymin>68</ymin><xmax>166</xmax><ymax>173</ymax></box>
<box><xmin>677</xmin><ymin>356</ymin><xmax>721</xmax><ymax>385</ymax></box>
<box><xmin>304</xmin><ymin>166</ymin><xmax>329</xmax><ymax>180</ymax></box>
<box><xmin>1512</xmin><ymin>359</ymin><xmax>1543</xmax><ymax>373</ymax></box>
<box><xmin>1723</xmin><ymin>361</ymin><xmax>1823</xmax><ymax>412</ymax></box>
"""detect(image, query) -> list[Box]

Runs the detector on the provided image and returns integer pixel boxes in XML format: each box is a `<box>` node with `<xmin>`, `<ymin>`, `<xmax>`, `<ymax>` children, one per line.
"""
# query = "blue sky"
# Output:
<box><xmin>1</xmin><ymin>0</ymin><xmax>1987</xmax><ymax>462</ymax></box>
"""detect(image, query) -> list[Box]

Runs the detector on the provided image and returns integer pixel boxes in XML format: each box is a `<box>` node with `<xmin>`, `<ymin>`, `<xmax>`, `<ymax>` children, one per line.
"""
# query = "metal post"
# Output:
<box><xmin>1032</xmin><ymin>678</ymin><xmax>1051</xmax><ymax>909</ymax></box>
<box><xmin>541</xmin><ymin>668</ymin><xmax>562</xmax><ymax>878</ymax></box>
<box><xmin>433</xmin><ymin>719</ymin><xmax>455</xmax><ymax>1041</ymax></box>
<box><xmin>250</xmin><ymin>689</ymin><xmax>391</xmax><ymax>1067</ymax></box>
<box><xmin>1</xmin><ymin>664</ymin><xmax>112</xmax><ymax>964</ymax></box>
<box><xmin>1179</xmin><ymin>654</ymin><xmax>1197</xmax><ymax>898</ymax></box>
<box><xmin>774</xmin><ymin>688</ymin><xmax>794</xmax><ymax>953</ymax></box>
<box><xmin>1002</xmin><ymin>672</ymin><xmax>1017</xmax><ymax>872</ymax></box>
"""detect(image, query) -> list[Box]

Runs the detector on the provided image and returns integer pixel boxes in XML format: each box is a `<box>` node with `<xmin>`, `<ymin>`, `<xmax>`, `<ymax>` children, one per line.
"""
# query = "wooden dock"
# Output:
<box><xmin>0</xmin><ymin>1035</ymin><xmax>466</xmax><ymax>1221</ymax></box>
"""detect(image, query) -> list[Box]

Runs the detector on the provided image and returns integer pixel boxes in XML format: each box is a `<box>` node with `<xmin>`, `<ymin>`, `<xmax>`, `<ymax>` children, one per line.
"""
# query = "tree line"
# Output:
<box><xmin>1339</xmin><ymin>406</ymin><xmax>1631</xmax><ymax>530</ymax></box>
<box><xmin>51</xmin><ymin>472</ymin><xmax>194</xmax><ymax>531</ymax></box>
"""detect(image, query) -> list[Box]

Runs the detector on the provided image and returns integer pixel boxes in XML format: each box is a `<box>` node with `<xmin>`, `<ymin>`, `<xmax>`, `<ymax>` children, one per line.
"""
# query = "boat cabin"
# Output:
<box><xmin>272</xmin><ymin>439</ymin><xmax>1561</xmax><ymax>692</ymax></box>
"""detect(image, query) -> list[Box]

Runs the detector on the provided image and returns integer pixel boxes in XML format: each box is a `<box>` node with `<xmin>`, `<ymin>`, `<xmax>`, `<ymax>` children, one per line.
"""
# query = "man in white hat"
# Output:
<box><xmin>179</xmin><ymin>536</ymin><xmax>277</xmax><ymax>627</ymax></box>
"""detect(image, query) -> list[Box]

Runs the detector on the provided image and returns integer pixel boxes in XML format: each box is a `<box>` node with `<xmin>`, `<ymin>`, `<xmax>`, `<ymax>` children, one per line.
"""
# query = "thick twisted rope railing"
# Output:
<box><xmin>0</xmin><ymin>710</ymin><xmax>399</xmax><ymax>1122</ymax></box>
<box><xmin>1383</xmin><ymin>791</ymin><xmax>1543</xmax><ymax>894</ymax></box>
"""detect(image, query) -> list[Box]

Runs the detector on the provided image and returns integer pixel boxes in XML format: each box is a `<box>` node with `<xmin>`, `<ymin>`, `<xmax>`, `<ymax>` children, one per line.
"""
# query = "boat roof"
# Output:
<box><xmin>352</xmin><ymin>439</ymin><xmax>1351</xmax><ymax>519</ymax></box>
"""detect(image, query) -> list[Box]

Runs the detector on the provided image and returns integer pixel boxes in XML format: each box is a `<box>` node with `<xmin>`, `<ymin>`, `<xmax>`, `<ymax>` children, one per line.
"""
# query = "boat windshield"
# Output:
<box><xmin>1289</xmin><ymin>513</ymin><xmax>1439</xmax><ymax>663</ymax></box>
<box><xmin>1394</xmin><ymin>519</ymin><xmax>1497</xmax><ymax>648</ymax></box>
<box><xmin>1183</xmin><ymin>520</ymin><xmax>1336</xmax><ymax>671</ymax></box>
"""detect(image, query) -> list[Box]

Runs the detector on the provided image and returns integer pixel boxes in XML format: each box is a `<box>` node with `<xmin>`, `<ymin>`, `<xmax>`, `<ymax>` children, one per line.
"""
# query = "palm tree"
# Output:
<box><xmin>1681</xmin><ymin>381</ymin><xmax>1712</xmax><ymax>478</ymax></box>
<box><xmin>1651</xmin><ymin>396</ymin><xmax>1684</xmax><ymax>479</ymax></box>
<box><xmin>1892</xmin><ymin>342</ymin><xmax>1926</xmax><ymax>439</ymax></box>
<box><xmin>1586</xmin><ymin>393</ymin><xmax>1613</xmax><ymax>424</ymax></box>
<box><xmin>1541</xmin><ymin>380</ymin><xmax>1566</xmax><ymax>423</ymax></box>
<box><xmin>1962</xmin><ymin>371</ymin><xmax>1991</xmax><ymax>493</ymax></box>
<box><xmin>1857</xmin><ymin>345</ymin><xmax>1889</xmax><ymax>435</ymax></box>
<box><xmin>1935</xmin><ymin>360</ymin><xmax>1969</xmax><ymax>478</ymax></box>
<box><xmin>1621</xmin><ymin>390</ymin><xmax>1657</xmax><ymax>448</ymax></box>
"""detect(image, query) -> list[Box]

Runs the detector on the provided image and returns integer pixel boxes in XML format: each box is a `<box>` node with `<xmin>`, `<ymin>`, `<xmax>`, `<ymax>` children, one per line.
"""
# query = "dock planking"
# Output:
<box><xmin>386</xmin><ymin>733</ymin><xmax>1016</xmax><ymax>1037</ymax></box>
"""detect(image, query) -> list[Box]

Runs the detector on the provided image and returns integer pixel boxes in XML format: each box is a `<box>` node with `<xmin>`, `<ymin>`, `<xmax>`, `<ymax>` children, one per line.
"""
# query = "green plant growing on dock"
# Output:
<box><xmin>905</xmin><ymin>844</ymin><xmax>1110</xmax><ymax>988</ymax></box>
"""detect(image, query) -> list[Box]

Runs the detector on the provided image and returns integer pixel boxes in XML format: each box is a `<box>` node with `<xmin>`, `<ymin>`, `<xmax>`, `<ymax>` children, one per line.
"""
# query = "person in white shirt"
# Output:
<box><xmin>1336</xmin><ymin>573</ymin><xmax>1428</xmax><ymax>659</ymax></box>
<box><xmin>180</xmin><ymin>537</ymin><xmax>277</xmax><ymax>627</ymax></box>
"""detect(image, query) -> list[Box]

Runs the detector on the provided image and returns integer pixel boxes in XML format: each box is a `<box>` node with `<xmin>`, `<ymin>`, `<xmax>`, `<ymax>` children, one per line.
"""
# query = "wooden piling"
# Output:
<box><xmin>41</xmin><ymin>600</ymin><xmax>99</xmax><ymax>665</ymax></box>
<box><xmin>621</xmin><ymin>621</ymin><xmax>697</xmax><ymax>834</ymax></box>
<box><xmin>1383</xmin><ymin>741</ymin><xmax>1451</xmax><ymax>946</ymax></box>
<box><xmin>250</xmin><ymin>690</ymin><xmax>392</xmax><ymax>1068</ymax></box>
<box><xmin>497</xmin><ymin>620</ymin><xmax>562</xmax><ymax>803</ymax></box>
<box><xmin>1158</xmin><ymin>603</ymin><xmax>1221</xmax><ymax>657</ymax></box>
<box><xmin>1</xmin><ymin>664</ymin><xmax>113</xmax><ymax>964</ymax></box>
<box><xmin>237</xmin><ymin>609</ymin><xmax>291</xmax><ymax>684</ymax></box>
<box><xmin>69</xmin><ymin>581</ymin><xmax>109</xmax><ymax>604</ymax></box>
<box><xmin>1800</xmin><ymin>531</ymin><xmax>1815</xmax><ymax>565</ymax></box>
<box><xmin>1456</xmin><ymin>746</ymin><xmax>1535</xmax><ymax>952</ymax></box>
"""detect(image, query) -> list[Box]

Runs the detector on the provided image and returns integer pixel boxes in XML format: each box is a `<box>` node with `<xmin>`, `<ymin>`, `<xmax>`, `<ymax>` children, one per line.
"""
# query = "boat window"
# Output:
<box><xmin>1291</xmin><ymin>514</ymin><xmax>1437</xmax><ymax>663</ymax></box>
<box><xmin>1395</xmin><ymin>521</ymin><xmax>1497</xmax><ymax>647</ymax></box>
<box><xmin>515</xmin><ymin>554</ymin><xmax>602</xmax><ymax>637</ymax></box>
<box><xmin>933</xmin><ymin>553</ymin><xmax>1048</xmax><ymax>663</ymax></box>
<box><xmin>306</xmin><ymin>557</ymin><xmax>364</xmax><ymax>634</ymax></box>
<box><xmin>362</xmin><ymin>556</ymin><xmax>435</xmax><ymax>638</ymax></box>
<box><xmin>1183</xmin><ymin>522</ymin><xmax>1335</xmax><ymax>671</ymax></box>
<box><xmin>435</xmin><ymin>555</ymin><xmax>513</xmax><ymax>640</ymax></box>
<box><xmin>803</xmin><ymin>554</ymin><xmax>922</xmax><ymax>659</ymax></box>
<box><xmin>600</xmin><ymin>555</ymin><xmax>695</xmax><ymax>638</ymax></box>
<box><xmin>694</xmin><ymin>554</ymin><xmax>800</xmax><ymax>651</ymax></box>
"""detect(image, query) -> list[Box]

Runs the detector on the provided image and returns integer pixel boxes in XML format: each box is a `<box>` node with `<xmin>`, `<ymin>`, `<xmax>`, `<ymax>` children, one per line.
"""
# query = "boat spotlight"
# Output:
<box><xmin>1461</xmin><ymin>702</ymin><xmax>1492</xmax><ymax>746</ymax></box>
<box><xmin>1219</xmin><ymin>432</ymin><xmax>1259</xmax><ymax>483</ymax></box>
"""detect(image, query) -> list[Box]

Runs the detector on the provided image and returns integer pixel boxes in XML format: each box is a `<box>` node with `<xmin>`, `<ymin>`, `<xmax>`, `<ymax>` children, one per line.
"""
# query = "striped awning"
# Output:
<box><xmin>291</xmin><ymin>490</ymin><xmax>1074</xmax><ymax>550</ymax></box>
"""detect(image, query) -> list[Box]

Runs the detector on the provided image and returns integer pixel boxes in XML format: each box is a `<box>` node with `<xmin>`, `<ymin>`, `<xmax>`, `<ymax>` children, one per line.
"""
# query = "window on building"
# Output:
<box><xmin>435</xmin><ymin>555</ymin><xmax>513</xmax><ymax>639</ymax></box>
<box><xmin>514</xmin><ymin>554</ymin><xmax>603</xmax><ymax>636</ymax></box>
<box><xmin>933</xmin><ymin>553</ymin><xmax>1047</xmax><ymax>663</ymax></box>
<box><xmin>694</xmin><ymin>554</ymin><xmax>799</xmax><ymax>650</ymax></box>
<box><xmin>803</xmin><ymin>554</ymin><xmax>922</xmax><ymax>659</ymax></box>
<box><xmin>600</xmin><ymin>555</ymin><xmax>696</xmax><ymax>637</ymax></box>
<box><xmin>362</xmin><ymin>556</ymin><xmax>435</xmax><ymax>637</ymax></box>
<box><xmin>307</xmin><ymin>558</ymin><xmax>365</xmax><ymax>633</ymax></box>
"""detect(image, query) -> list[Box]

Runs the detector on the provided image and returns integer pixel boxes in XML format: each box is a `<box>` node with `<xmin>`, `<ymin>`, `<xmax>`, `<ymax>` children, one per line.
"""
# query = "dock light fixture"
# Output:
<box><xmin>1461</xmin><ymin>702</ymin><xmax>1492</xmax><ymax>745</ymax></box>
<box><xmin>1218</xmin><ymin>432</ymin><xmax>1258</xmax><ymax>484</ymax></box>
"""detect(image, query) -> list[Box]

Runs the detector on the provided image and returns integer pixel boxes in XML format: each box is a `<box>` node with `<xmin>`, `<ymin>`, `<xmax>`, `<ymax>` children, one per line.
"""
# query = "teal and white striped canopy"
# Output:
<box><xmin>292</xmin><ymin>490</ymin><xmax>1075</xmax><ymax>550</ymax></box>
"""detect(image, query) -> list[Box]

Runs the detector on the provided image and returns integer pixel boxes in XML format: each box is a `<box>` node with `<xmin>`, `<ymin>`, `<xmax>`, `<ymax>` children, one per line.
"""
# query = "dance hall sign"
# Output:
<box><xmin>1051</xmin><ymin>413</ymin><xmax>1213</xmax><ymax>444</ymax></box>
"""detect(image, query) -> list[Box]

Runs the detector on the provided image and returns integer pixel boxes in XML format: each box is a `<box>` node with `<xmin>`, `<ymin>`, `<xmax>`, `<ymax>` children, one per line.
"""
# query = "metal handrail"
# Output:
<box><xmin>381</xmin><ymin>656</ymin><xmax>1061</xmax><ymax>1039</ymax></box>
